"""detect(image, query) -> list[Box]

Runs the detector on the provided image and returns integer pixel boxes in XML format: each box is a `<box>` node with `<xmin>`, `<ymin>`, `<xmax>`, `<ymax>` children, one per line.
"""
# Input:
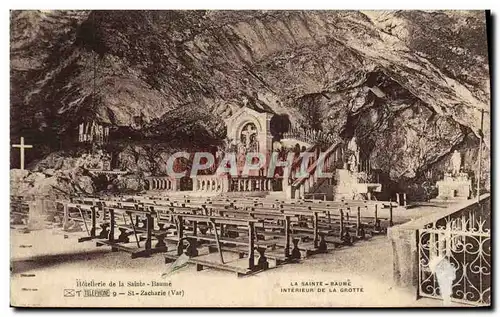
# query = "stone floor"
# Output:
<box><xmin>10</xmin><ymin>224</ymin><xmax>467</xmax><ymax>307</ymax></box>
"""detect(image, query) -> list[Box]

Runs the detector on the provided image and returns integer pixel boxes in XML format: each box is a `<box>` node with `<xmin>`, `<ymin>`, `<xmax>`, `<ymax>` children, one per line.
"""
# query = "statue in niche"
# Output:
<box><xmin>239</xmin><ymin>122</ymin><xmax>258</xmax><ymax>154</ymax></box>
<box><xmin>248</xmin><ymin>133</ymin><xmax>259</xmax><ymax>152</ymax></box>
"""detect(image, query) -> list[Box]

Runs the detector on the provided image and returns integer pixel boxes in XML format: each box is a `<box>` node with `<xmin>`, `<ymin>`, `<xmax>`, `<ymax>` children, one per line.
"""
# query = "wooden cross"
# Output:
<box><xmin>12</xmin><ymin>137</ymin><xmax>33</xmax><ymax>170</ymax></box>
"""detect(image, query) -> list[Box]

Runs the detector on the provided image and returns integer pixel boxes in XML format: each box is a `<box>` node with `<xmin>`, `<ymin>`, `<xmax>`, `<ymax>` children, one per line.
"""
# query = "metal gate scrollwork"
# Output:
<box><xmin>418</xmin><ymin>206</ymin><xmax>491</xmax><ymax>306</ymax></box>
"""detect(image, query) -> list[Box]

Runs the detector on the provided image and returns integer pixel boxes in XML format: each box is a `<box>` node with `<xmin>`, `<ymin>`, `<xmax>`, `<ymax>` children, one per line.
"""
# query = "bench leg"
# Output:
<box><xmin>290</xmin><ymin>238</ymin><xmax>301</xmax><ymax>260</ymax></box>
<box><xmin>186</xmin><ymin>238</ymin><xmax>199</xmax><ymax>257</ymax></box>
<box><xmin>374</xmin><ymin>220</ymin><xmax>382</xmax><ymax>234</ymax></box>
<box><xmin>256</xmin><ymin>247</ymin><xmax>269</xmax><ymax>270</ymax></box>
<box><xmin>318</xmin><ymin>234</ymin><xmax>327</xmax><ymax>252</ymax></box>
<box><xmin>359</xmin><ymin>226</ymin><xmax>366</xmax><ymax>239</ymax></box>
<box><xmin>155</xmin><ymin>233</ymin><xmax>167</xmax><ymax>249</ymax></box>
<box><xmin>98</xmin><ymin>223</ymin><xmax>110</xmax><ymax>239</ymax></box>
<box><xmin>117</xmin><ymin>228</ymin><xmax>131</xmax><ymax>243</ymax></box>
<box><xmin>342</xmin><ymin>230</ymin><xmax>352</xmax><ymax>245</ymax></box>
<box><xmin>196</xmin><ymin>264</ymin><xmax>203</xmax><ymax>271</ymax></box>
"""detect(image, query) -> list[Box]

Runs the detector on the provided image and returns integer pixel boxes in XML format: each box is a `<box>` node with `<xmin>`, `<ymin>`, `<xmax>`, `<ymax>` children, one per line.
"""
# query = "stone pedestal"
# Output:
<box><xmin>333</xmin><ymin>169</ymin><xmax>357</xmax><ymax>200</ymax></box>
<box><xmin>436</xmin><ymin>173</ymin><xmax>471</xmax><ymax>200</ymax></box>
<box><xmin>387</xmin><ymin>227</ymin><xmax>419</xmax><ymax>297</ymax></box>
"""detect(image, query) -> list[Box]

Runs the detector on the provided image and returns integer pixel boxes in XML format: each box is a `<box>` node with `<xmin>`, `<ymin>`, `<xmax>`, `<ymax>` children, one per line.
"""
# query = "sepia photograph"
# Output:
<box><xmin>8</xmin><ymin>8</ymin><xmax>491</xmax><ymax>308</ymax></box>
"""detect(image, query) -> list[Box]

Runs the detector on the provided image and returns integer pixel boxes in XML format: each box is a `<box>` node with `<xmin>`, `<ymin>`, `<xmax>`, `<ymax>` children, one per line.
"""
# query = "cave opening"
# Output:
<box><xmin>269</xmin><ymin>113</ymin><xmax>291</xmax><ymax>140</ymax></box>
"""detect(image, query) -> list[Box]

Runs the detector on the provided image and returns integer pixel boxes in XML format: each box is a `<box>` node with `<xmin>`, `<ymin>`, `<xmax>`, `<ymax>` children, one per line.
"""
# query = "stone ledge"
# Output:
<box><xmin>389</xmin><ymin>193</ymin><xmax>490</xmax><ymax>235</ymax></box>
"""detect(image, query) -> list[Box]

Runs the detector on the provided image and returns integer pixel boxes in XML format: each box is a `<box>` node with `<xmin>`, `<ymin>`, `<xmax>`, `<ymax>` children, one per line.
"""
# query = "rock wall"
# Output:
<box><xmin>10</xmin><ymin>10</ymin><xmax>491</xmax><ymax>197</ymax></box>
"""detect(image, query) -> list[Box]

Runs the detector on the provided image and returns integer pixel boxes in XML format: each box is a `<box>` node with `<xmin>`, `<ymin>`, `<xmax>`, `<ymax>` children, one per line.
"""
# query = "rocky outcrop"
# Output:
<box><xmin>10</xmin><ymin>168</ymin><xmax>94</xmax><ymax>199</ymax></box>
<box><xmin>10</xmin><ymin>10</ymin><xmax>491</xmax><ymax>195</ymax></box>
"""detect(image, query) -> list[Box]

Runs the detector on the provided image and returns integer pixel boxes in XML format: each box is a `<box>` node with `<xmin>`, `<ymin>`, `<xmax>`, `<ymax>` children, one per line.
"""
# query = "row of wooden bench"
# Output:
<box><xmin>64</xmin><ymin>195</ymin><xmax>395</xmax><ymax>276</ymax></box>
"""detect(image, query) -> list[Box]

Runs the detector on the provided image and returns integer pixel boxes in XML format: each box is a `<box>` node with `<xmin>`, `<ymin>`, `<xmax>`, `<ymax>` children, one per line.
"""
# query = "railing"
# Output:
<box><xmin>288</xmin><ymin>143</ymin><xmax>319</xmax><ymax>178</ymax></box>
<box><xmin>88</xmin><ymin>169</ymin><xmax>128</xmax><ymax>176</ymax></box>
<box><xmin>145</xmin><ymin>177</ymin><xmax>178</xmax><ymax>191</ymax></box>
<box><xmin>282</xmin><ymin>128</ymin><xmax>337</xmax><ymax>146</ymax></box>
<box><xmin>418</xmin><ymin>194</ymin><xmax>491</xmax><ymax>306</ymax></box>
<box><xmin>193</xmin><ymin>175</ymin><xmax>277</xmax><ymax>193</ymax></box>
<box><xmin>193</xmin><ymin>175</ymin><xmax>229</xmax><ymax>193</ymax></box>
<box><xmin>228</xmin><ymin>176</ymin><xmax>274</xmax><ymax>192</ymax></box>
<box><xmin>145</xmin><ymin>175</ymin><xmax>279</xmax><ymax>193</ymax></box>
<box><xmin>303</xmin><ymin>192</ymin><xmax>327</xmax><ymax>201</ymax></box>
<box><xmin>290</xmin><ymin>142</ymin><xmax>343</xmax><ymax>199</ymax></box>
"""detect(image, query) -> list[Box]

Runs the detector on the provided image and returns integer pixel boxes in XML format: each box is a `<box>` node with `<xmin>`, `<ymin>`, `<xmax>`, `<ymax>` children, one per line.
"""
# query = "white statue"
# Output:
<box><xmin>98</xmin><ymin>124</ymin><xmax>104</xmax><ymax>143</ymax></box>
<box><xmin>451</xmin><ymin>150</ymin><xmax>461</xmax><ymax>175</ymax></box>
<box><xmin>78</xmin><ymin>123</ymin><xmax>84</xmax><ymax>142</ymax></box>
<box><xmin>347</xmin><ymin>136</ymin><xmax>359</xmax><ymax>153</ymax></box>
<box><xmin>90</xmin><ymin>121</ymin><xmax>97</xmax><ymax>141</ymax></box>
<box><xmin>348</xmin><ymin>153</ymin><xmax>358</xmax><ymax>173</ymax></box>
<box><xmin>82</xmin><ymin>123</ymin><xmax>88</xmax><ymax>142</ymax></box>
<box><xmin>347</xmin><ymin>136</ymin><xmax>360</xmax><ymax>170</ymax></box>
<box><xmin>104</xmin><ymin>126</ymin><xmax>109</xmax><ymax>142</ymax></box>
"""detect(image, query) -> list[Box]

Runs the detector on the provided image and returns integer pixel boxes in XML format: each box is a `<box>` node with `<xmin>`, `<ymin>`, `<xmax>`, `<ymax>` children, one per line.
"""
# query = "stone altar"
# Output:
<box><xmin>436</xmin><ymin>173</ymin><xmax>471</xmax><ymax>200</ymax></box>
<box><xmin>332</xmin><ymin>169</ymin><xmax>382</xmax><ymax>201</ymax></box>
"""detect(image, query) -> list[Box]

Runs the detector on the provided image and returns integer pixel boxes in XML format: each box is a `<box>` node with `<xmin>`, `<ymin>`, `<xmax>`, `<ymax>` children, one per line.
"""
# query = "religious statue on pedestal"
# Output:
<box><xmin>78</xmin><ymin>123</ymin><xmax>84</xmax><ymax>142</ymax></box>
<box><xmin>451</xmin><ymin>150</ymin><xmax>462</xmax><ymax>175</ymax></box>
<box><xmin>348</xmin><ymin>153</ymin><xmax>358</xmax><ymax>173</ymax></box>
<box><xmin>346</xmin><ymin>136</ymin><xmax>360</xmax><ymax>173</ymax></box>
<box><xmin>436</xmin><ymin>149</ymin><xmax>471</xmax><ymax>200</ymax></box>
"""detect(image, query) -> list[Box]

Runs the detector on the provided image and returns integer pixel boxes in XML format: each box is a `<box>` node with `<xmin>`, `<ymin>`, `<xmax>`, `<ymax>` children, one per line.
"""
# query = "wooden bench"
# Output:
<box><xmin>165</xmin><ymin>213</ymin><xmax>277</xmax><ymax>275</ymax></box>
<box><xmin>71</xmin><ymin>205</ymin><xmax>169</xmax><ymax>258</ymax></box>
<box><xmin>206</xmin><ymin>245</ymin><xmax>288</xmax><ymax>264</ymax></box>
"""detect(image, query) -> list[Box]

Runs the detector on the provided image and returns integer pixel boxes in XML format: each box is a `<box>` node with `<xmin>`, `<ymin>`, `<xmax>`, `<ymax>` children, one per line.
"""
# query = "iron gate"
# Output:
<box><xmin>418</xmin><ymin>203</ymin><xmax>491</xmax><ymax>306</ymax></box>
